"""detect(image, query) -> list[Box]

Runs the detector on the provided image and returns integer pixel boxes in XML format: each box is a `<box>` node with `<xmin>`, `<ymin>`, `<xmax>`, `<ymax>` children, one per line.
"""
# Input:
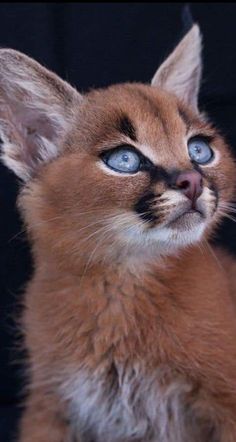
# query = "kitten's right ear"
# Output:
<box><xmin>0</xmin><ymin>49</ymin><xmax>82</xmax><ymax>181</ymax></box>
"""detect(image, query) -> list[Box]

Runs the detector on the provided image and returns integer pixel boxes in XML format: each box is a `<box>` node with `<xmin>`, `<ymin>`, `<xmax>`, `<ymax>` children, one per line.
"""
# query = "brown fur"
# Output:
<box><xmin>1</xmin><ymin>25</ymin><xmax>236</xmax><ymax>441</ymax></box>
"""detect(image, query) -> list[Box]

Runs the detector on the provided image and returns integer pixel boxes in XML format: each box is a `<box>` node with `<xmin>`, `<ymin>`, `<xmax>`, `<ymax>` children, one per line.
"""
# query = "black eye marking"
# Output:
<box><xmin>191</xmin><ymin>162</ymin><xmax>204</xmax><ymax>175</ymax></box>
<box><xmin>134</xmin><ymin>192</ymin><xmax>157</xmax><ymax>224</ymax></box>
<box><xmin>208</xmin><ymin>181</ymin><xmax>219</xmax><ymax>210</ymax></box>
<box><xmin>148</xmin><ymin>165</ymin><xmax>171</xmax><ymax>184</ymax></box>
<box><xmin>117</xmin><ymin>115</ymin><xmax>137</xmax><ymax>142</ymax></box>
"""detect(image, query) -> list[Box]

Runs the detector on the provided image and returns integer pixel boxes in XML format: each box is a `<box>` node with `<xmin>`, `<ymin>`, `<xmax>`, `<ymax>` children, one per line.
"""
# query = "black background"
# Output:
<box><xmin>1</xmin><ymin>3</ymin><xmax>236</xmax><ymax>441</ymax></box>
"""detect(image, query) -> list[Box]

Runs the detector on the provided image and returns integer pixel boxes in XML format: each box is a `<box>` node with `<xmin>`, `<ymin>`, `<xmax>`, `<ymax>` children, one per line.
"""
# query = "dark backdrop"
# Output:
<box><xmin>1</xmin><ymin>3</ymin><xmax>236</xmax><ymax>441</ymax></box>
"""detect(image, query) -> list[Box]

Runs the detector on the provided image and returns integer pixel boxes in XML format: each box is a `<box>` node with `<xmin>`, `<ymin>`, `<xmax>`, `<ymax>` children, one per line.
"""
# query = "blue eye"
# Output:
<box><xmin>103</xmin><ymin>147</ymin><xmax>141</xmax><ymax>173</ymax></box>
<box><xmin>188</xmin><ymin>138</ymin><xmax>214</xmax><ymax>164</ymax></box>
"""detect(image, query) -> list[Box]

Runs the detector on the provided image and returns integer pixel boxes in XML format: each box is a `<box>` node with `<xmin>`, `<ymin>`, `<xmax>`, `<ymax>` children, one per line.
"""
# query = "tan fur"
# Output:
<box><xmin>1</xmin><ymin>26</ymin><xmax>236</xmax><ymax>441</ymax></box>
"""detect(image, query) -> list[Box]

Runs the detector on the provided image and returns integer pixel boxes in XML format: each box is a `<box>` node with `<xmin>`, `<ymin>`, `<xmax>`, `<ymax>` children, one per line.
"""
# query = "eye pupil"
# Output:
<box><xmin>122</xmin><ymin>154</ymin><xmax>129</xmax><ymax>162</ymax></box>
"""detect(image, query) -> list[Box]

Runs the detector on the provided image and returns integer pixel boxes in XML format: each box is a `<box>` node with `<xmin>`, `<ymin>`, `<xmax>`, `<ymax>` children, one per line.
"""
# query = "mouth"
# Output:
<box><xmin>168</xmin><ymin>208</ymin><xmax>205</xmax><ymax>230</ymax></box>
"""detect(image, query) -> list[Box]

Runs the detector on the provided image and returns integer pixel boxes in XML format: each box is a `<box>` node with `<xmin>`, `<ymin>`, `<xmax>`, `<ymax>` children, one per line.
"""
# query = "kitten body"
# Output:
<box><xmin>23</xmin><ymin>247</ymin><xmax>236</xmax><ymax>442</ymax></box>
<box><xmin>1</xmin><ymin>25</ymin><xmax>236</xmax><ymax>441</ymax></box>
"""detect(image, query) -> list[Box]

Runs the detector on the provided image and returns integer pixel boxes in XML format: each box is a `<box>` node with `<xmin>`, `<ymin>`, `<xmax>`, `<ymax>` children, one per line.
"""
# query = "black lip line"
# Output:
<box><xmin>169</xmin><ymin>208</ymin><xmax>205</xmax><ymax>224</ymax></box>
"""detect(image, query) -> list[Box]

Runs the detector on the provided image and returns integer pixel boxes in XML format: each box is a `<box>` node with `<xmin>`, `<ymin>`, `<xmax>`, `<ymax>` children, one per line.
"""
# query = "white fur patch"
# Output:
<box><xmin>60</xmin><ymin>365</ymin><xmax>200</xmax><ymax>442</ymax></box>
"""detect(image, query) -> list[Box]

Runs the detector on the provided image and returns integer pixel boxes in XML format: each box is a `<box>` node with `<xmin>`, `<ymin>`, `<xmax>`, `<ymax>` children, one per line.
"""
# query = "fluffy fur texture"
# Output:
<box><xmin>1</xmin><ymin>25</ymin><xmax>236</xmax><ymax>441</ymax></box>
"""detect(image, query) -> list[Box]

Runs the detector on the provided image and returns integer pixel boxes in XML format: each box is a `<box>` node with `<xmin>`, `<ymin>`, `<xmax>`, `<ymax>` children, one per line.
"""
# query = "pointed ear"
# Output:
<box><xmin>151</xmin><ymin>24</ymin><xmax>202</xmax><ymax>111</ymax></box>
<box><xmin>0</xmin><ymin>49</ymin><xmax>82</xmax><ymax>181</ymax></box>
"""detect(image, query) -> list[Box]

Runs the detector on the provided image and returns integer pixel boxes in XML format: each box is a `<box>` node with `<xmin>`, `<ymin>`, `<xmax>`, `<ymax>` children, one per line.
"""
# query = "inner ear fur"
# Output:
<box><xmin>0</xmin><ymin>49</ymin><xmax>82</xmax><ymax>181</ymax></box>
<box><xmin>151</xmin><ymin>24</ymin><xmax>202</xmax><ymax>111</ymax></box>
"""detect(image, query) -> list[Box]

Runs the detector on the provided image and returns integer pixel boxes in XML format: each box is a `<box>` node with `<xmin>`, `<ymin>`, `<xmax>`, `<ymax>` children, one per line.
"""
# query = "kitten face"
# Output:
<box><xmin>31</xmin><ymin>83</ymin><xmax>234</xmax><ymax>264</ymax></box>
<box><xmin>0</xmin><ymin>25</ymin><xmax>235</xmax><ymax>265</ymax></box>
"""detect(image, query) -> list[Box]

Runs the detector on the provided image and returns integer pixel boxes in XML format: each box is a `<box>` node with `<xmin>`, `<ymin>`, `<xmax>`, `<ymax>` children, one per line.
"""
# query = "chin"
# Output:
<box><xmin>117</xmin><ymin>216</ymin><xmax>207</xmax><ymax>261</ymax></box>
<box><xmin>145</xmin><ymin>223</ymin><xmax>206</xmax><ymax>254</ymax></box>
<box><xmin>146</xmin><ymin>209</ymin><xmax>210</xmax><ymax>251</ymax></box>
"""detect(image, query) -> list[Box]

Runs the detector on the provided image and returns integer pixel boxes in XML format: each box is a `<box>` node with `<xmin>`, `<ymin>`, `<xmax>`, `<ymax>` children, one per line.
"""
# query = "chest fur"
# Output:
<box><xmin>60</xmin><ymin>364</ymin><xmax>212</xmax><ymax>442</ymax></box>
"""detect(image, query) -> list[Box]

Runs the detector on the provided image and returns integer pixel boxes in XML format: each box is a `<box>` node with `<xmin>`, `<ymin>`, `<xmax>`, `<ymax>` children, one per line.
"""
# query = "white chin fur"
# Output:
<box><xmin>119</xmin><ymin>220</ymin><xmax>206</xmax><ymax>256</ymax></box>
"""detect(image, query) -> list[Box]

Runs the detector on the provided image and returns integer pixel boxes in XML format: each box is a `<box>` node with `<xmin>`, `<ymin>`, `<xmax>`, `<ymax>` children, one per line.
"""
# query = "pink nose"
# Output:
<box><xmin>175</xmin><ymin>170</ymin><xmax>203</xmax><ymax>203</ymax></box>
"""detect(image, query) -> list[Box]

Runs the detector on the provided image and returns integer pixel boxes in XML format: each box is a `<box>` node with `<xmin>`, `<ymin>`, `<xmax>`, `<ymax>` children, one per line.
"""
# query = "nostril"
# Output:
<box><xmin>178</xmin><ymin>180</ymin><xmax>190</xmax><ymax>190</ymax></box>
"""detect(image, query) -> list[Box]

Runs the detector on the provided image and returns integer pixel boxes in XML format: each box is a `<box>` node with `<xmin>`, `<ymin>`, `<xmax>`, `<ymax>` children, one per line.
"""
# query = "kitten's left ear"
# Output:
<box><xmin>151</xmin><ymin>24</ymin><xmax>202</xmax><ymax>111</ymax></box>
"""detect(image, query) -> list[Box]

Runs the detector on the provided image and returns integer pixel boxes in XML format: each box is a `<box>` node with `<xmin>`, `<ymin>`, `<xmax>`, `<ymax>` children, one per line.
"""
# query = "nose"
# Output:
<box><xmin>175</xmin><ymin>170</ymin><xmax>203</xmax><ymax>203</ymax></box>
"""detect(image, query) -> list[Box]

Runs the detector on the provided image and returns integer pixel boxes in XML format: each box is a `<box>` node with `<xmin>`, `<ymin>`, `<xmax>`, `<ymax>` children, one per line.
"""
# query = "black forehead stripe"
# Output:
<box><xmin>117</xmin><ymin>115</ymin><xmax>137</xmax><ymax>141</ymax></box>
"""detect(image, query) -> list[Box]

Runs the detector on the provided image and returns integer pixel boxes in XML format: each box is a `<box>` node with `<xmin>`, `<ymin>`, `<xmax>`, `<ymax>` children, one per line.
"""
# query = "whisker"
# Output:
<box><xmin>78</xmin><ymin>228</ymin><xmax>117</xmax><ymax>288</ymax></box>
<box><xmin>219</xmin><ymin>202</ymin><xmax>236</xmax><ymax>208</ymax></box>
<box><xmin>82</xmin><ymin>217</ymin><xmax>147</xmax><ymax>279</ymax></box>
<box><xmin>8</xmin><ymin>215</ymin><xmax>64</xmax><ymax>244</ymax></box>
<box><xmin>218</xmin><ymin>210</ymin><xmax>236</xmax><ymax>223</ymax></box>
<box><xmin>7</xmin><ymin>210</ymin><xmax>131</xmax><ymax>244</ymax></box>
<box><xmin>196</xmin><ymin>241</ymin><xmax>205</xmax><ymax>256</ymax></box>
<box><xmin>203</xmin><ymin>239</ymin><xmax>225</xmax><ymax>273</ymax></box>
<box><xmin>77</xmin><ymin>211</ymin><xmax>154</xmax><ymax>246</ymax></box>
<box><xmin>77</xmin><ymin>216</ymin><xmax>135</xmax><ymax>248</ymax></box>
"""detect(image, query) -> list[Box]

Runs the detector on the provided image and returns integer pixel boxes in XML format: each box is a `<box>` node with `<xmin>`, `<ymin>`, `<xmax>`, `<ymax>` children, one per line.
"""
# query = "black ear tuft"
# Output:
<box><xmin>181</xmin><ymin>4</ymin><xmax>194</xmax><ymax>35</ymax></box>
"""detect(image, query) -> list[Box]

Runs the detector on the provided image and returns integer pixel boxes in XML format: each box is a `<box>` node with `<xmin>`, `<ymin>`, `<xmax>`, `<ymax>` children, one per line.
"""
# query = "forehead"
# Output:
<box><xmin>74</xmin><ymin>83</ymin><xmax>210</xmax><ymax>167</ymax></box>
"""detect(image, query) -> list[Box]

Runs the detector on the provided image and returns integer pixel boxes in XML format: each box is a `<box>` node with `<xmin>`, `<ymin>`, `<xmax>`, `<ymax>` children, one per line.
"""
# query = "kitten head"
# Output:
<box><xmin>0</xmin><ymin>25</ymin><xmax>235</xmax><ymax>267</ymax></box>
